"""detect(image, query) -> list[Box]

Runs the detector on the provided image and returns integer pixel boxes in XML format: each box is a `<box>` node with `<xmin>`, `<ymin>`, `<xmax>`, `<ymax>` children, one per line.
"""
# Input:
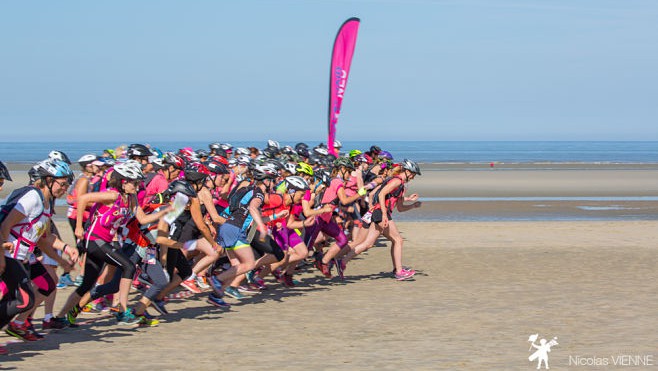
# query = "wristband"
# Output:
<box><xmin>358</xmin><ymin>187</ymin><xmax>367</xmax><ymax>196</ymax></box>
<box><xmin>63</xmin><ymin>245</ymin><xmax>69</xmax><ymax>253</ymax></box>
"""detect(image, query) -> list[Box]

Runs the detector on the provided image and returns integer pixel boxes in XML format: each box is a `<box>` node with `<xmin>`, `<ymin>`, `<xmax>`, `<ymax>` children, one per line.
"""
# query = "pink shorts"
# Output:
<box><xmin>272</xmin><ymin>227</ymin><xmax>304</xmax><ymax>251</ymax></box>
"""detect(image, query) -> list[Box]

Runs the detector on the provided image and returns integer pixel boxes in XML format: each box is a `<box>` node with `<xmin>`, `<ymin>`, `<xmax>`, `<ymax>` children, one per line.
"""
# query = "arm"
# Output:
<box><xmin>198</xmin><ymin>188</ymin><xmax>226</xmax><ymax>225</ymax></box>
<box><xmin>248</xmin><ymin>196</ymin><xmax>267</xmax><ymax>237</ymax></box>
<box><xmin>378</xmin><ymin>178</ymin><xmax>403</xmax><ymax>228</ymax></box>
<box><xmin>337</xmin><ymin>185</ymin><xmax>362</xmax><ymax>206</ymax></box>
<box><xmin>135</xmin><ymin>202</ymin><xmax>172</xmax><ymax>226</ymax></box>
<box><xmin>189</xmin><ymin>197</ymin><xmax>222</xmax><ymax>250</ymax></box>
<box><xmin>37</xmin><ymin>232</ymin><xmax>75</xmax><ymax>270</ymax></box>
<box><xmin>397</xmin><ymin>193</ymin><xmax>421</xmax><ymax>212</ymax></box>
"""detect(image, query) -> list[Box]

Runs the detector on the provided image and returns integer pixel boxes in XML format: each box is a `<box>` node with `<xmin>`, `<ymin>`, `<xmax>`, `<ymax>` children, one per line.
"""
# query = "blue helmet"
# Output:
<box><xmin>35</xmin><ymin>159</ymin><xmax>74</xmax><ymax>182</ymax></box>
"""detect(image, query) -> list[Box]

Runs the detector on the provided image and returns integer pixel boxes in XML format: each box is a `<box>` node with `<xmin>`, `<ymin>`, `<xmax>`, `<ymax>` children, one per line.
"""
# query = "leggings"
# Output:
<box><xmin>76</xmin><ymin>239</ymin><xmax>136</xmax><ymax>297</ymax></box>
<box><xmin>165</xmin><ymin>248</ymin><xmax>192</xmax><ymax>282</ymax></box>
<box><xmin>250</xmin><ymin>230</ymin><xmax>285</xmax><ymax>261</ymax></box>
<box><xmin>303</xmin><ymin>217</ymin><xmax>348</xmax><ymax>250</ymax></box>
<box><xmin>91</xmin><ymin>244</ymin><xmax>169</xmax><ymax>302</ymax></box>
<box><xmin>29</xmin><ymin>260</ymin><xmax>55</xmax><ymax>297</ymax></box>
<box><xmin>0</xmin><ymin>257</ymin><xmax>35</xmax><ymax>328</ymax></box>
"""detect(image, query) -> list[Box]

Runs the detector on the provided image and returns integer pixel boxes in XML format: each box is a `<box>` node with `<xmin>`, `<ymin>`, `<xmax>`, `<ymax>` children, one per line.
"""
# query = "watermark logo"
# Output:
<box><xmin>528</xmin><ymin>334</ymin><xmax>558</xmax><ymax>370</ymax></box>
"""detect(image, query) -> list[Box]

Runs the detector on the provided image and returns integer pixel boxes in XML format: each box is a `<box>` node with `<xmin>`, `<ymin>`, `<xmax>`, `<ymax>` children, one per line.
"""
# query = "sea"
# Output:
<box><xmin>2</xmin><ymin>141</ymin><xmax>657</xmax><ymax>221</ymax></box>
<box><xmin>1</xmin><ymin>140</ymin><xmax>657</xmax><ymax>164</ymax></box>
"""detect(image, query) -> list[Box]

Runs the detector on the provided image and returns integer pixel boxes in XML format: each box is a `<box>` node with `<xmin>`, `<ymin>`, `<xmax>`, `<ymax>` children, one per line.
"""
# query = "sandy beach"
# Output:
<box><xmin>1</xmin><ymin>163</ymin><xmax>658</xmax><ymax>369</ymax></box>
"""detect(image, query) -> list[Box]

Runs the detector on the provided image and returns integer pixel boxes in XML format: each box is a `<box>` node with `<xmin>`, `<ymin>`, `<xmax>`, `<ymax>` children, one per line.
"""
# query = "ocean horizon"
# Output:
<box><xmin>1</xmin><ymin>141</ymin><xmax>657</xmax><ymax>164</ymax></box>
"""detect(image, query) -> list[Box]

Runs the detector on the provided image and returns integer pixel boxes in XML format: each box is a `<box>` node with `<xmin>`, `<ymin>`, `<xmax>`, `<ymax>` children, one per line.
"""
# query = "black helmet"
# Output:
<box><xmin>296</xmin><ymin>147</ymin><xmax>310</xmax><ymax>158</ymax></box>
<box><xmin>165</xmin><ymin>180</ymin><xmax>197</xmax><ymax>198</ymax></box>
<box><xmin>127</xmin><ymin>144</ymin><xmax>151</xmax><ymax>158</ymax></box>
<box><xmin>204</xmin><ymin>160</ymin><xmax>229</xmax><ymax>175</ymax></box>
<box><xmin>401</xmin><ymin>159</ymin><xmax>422</xmax><ymax>175</ymax></box>
<box><xmin>0</xmin><ymin>161</ymin><xmax>12</xmax><ymax>181</ymax></box>
<box><xmin>294</xmin><ymin>142</ymin><xmax>308</xmax><ymax>152</ymax></box>
<box><xmin>183</xmin><ymin>163</ymin><xmax>209</xmax><ymax>183</ymax></box>
<box><xmin>163</xmin><ymin>152</ymin><xmax>185</xmax><ymax>170</ymax></box>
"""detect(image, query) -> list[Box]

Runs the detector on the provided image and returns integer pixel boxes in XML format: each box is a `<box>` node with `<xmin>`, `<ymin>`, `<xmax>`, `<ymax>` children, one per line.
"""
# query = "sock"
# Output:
<box><xmin>13</xmin><ymin>320</ymin><xmax>24</xmax><ymax>326</ymax></box>
<box><xmin>44</xmin><ymin>313</ymin><xmax>53</xmax><ymax>321</ymax></box>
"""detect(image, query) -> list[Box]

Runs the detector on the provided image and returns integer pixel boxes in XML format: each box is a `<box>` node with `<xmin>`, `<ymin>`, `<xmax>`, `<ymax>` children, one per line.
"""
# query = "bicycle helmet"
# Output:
<box><xmin>113</xmin><ymin>162</ymin><xmax>144</xmax><ymax>180</ymax></box>
<box><xmin>314</xmin><ymin>169</ymin><xmax>331</xmax><ymax>184</ymax></box>
<box><xmin>354</xmin><ymin>153</ymin><xmax>373</xmax><ymax>165</ymax></box>
<box><xmin>209</xmin><ymin>142</ymin><xmax>221</xmax><ymax>151</ymax></box>
<box><xmin>333</xmin><ymin>157</ymin><xmax>355</xmax><ymax>170</ymax></box>
<box><xmin>313</xmin><ymin>147</ymin><xmax>329</xmax><ymax>156</ymax></box>
<box><xmin>35</xmin><ymin>159</ymin><xmax>74</xmax><ymax>182</ymax></box>
<box><xmin>379</xmin><ymin>150</ymin><xmax>394</xmax><ymax>161</ymax></box>
<box><xmin>204</xmin><ymin>160</ymin><xmax>229</xmax><ymax>175</ymax></box>
<box><xmin>163</xmin><ymin>152</ymin><xmax>185</xmax><ymax>170</ymax></box>
<box><xmin>195</xmin><ymin>149</ymin><xmax>209</xmax><ymax>158</ymax></box>
<box><xmin>48</xmin><ymin>150</ymin><xmax>72</xmax><ymax>164</ymax></box>
<box><xmin>369</xmin><ymin>145</ymin><xmax>382</xmax><ymax>155</ymax></box>
<box><xmin>285</xmin><ymin>176</ymin><xmax>310</xmax><ymax>191</ymax></box>
<box><xmin>77</xmin><ymin>154</ymin><xmax>97</xmax><ymax>166</ymax></box>
<box><xmin>348</xmin><ymin>149</ymin><xmax>362</xmax><ymax>158</ymax></box>
<box><xmin>401</xmin><ymin>159</ymin><xmax>422</xmax><ymax>175</ymax></box>
<box><xmin>283</xmin><ymin>162</ymin><xmax>297</xmax><ymax>174</ymax></box>
<box><xmin>235</xmin><ymin>147</ymin><xmax>250</xmax><ymax>156</ymax></box>
<box><xmin>333</xmin><ymin>140</ymin><xmax>342</xmax><ymax>149</ymax></box>
<box><xmin>184</xmin><ymin>162</ymin><xmax>210</xmax><ymax>183</ymax></box>
<box><xmin>236</xmin><ymin>155</ymin><xmax>252</xmax><ymax>166</ymax></box>
<box><xmin>0</xmin><ymin>161</ymin><xmax>12</xmax><ymax>181</ymax></box>
<box><xmin>295</xmin><ymin>162</ymin><xmax>314</xmax><ymax>176</ymax></box>
<box><xmin>166</xmin><ymin>179</ymin><xmax>197</xmax><ymax>198</ymax></box>
<box><xmin>296</xmin><ymin>147</ymin><xmax>310</xmax><ymax>158</ymax></box>
<box><xmin>267</xmin><ymin>140</ymin><xmax>280</xmax><ymax>150</ymax></box>
<box><xmin>127</xmin><ymin>144</ymin><xmax>151</xmax><ymax>158</ymax></box>
<box><xmin>281</xmin><ymin>146</ymin><xmax>295</xmax><ymax>155</ymax></box>
<box><xmin>252</xmin><ymin>165</ymin><xmax>278</xmax><ymax>181</ymax></box>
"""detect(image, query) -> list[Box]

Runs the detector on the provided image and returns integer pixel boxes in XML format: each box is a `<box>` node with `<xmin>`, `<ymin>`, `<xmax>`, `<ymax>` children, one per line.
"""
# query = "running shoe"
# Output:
<box><xmin>223</xmin><ymin>286</ymin><xmax>244</xmax><ymax>300</ymax></box>
<box><xmin>25</xmin><ymin>318</ymin><xmax>44</xmax><ymax>340</ymax></box>
<box><xmin>56</xmin><ymin>273</ymin><xmax>74</xmax><ymax>288</ymax></box>
<box><xmin>180</xmin><ymin>279</ymin><xmax>202</xmax><ymax>294</ymax></box>
<box><xmin>151</xmin><ymin>299</ymin><xmax>169</xmax><ymax>315</ymax></box>
<box><xmin>5</xmin><ymin>321</ymin><xmax>39</xmax><ymax>341</ymax></box>
<box><xmin>49</xmin><ymin>317</ymin><xmax>70</xmax><ymax>330</ymax></box>
<box><xmin>136</xmin><ymin>311</ymin><xmax>160</xmax><ymax>327</ymax></box>
<box><xmin>319</xmin><ymin>261</ymin><xmax>332</xmax><ymax>278</ymax></box>
<box><xmin>81</xmin><ymin>302</ymin><xmax>101</xmax><ymax>314</ymax></box>
<box><xmin>237</xmin><ymin>285</ymin><xmax>259</xmax><ymax>294</ymax></box>
<box><xmin>209</xmin><ymin>275</ymin><xmax>225</xmax><ymax>297</ymax></box>
<box><xmin>41</xmin><ymin>318</ymin><xmax>54</xmax><ymax>331</ymax></box>
<box><xmin>207</xmin><ymin>292</ymin><xmax>231</xmax><ymax>308</ymax></box>
<box><xmin>116</xmin><ymin>309</ymin><xmax>140</xmax><ymax>326</ymax></box>
<box><xmin>0</xmin><ymin>345</ymin><xmax>8</xmax><ymax>355</ymax></box>
<box><xmin>394</xmin><ymin>268</ymin><xmax>416</xmax><ymax>281</ymax></box>
<box><xmin>245</xmin><ymin>269</ymin><xmax>256</xmax><ymax>284</ymax></box>
<box><xmin>282</xmin><ymin>274</ymin><xmax>295</xmax><ymax>287</ymax></box>
<box><xmin>73</xmin><ymin>275</ymin><xmax>84</xmax><ymax>287</ymax></box>
<box><xmin>66</xmin><ymin>304</ymin><xmax>82</xmax><ymax>325</ymax></box>
<box><xmin>334</xmin><ymin>258</ymin><xmax>345</xmax><ymax>280</ymax></box>
<box><xmin>271</xmin><ymin>269</ymin><xmax>283</xmax><ymax>281</ymax></box>
<box><xmin>195</xmin><ymin>275</ymin><xmax>211</xmax><ymax>290</ymax></box>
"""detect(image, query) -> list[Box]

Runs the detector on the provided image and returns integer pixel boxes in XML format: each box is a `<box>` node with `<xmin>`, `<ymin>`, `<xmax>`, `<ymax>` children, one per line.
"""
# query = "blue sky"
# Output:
<box><xmin>2</xmin><ymin>0</ymin><xmax>657</xmax><ymax>142</ymax></box>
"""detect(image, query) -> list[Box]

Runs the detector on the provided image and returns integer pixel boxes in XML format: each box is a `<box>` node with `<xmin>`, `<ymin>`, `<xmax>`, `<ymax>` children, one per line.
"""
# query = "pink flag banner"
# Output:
<box><xmin>328</xmin><ymin>17</ymin><xmax>360</xmax><ymax>156</ymax></box>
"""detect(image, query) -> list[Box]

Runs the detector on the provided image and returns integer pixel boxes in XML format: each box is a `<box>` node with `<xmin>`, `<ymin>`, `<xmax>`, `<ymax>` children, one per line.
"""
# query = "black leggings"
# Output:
<box><xmin>165</xmin><ymin>248</ymin><xmax>192</xmax><ymax>281</ymax></box>
<box><xmin>250</xmin><ymin>231</ymin><xmax>285</xmax><ymax>261</ymax></box>
<box><xmin>76</xmin><ymin>240</ymin><xmax>136</xmax><ymax>297</ymax></box>
<box><xmin>0</xmin><ymin>257</ymin><xmax>35</xmax><ymax>328</ymax></box>
<box><xmin>91</xmin><ymin>244</ymin><xmax>169</xmax><ymax>302</ymax></box>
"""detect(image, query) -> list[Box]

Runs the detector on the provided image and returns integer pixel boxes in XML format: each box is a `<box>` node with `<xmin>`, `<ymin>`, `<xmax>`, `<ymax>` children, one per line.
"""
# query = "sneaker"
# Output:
<box><xmin>223</xmin><ymin>286</ymin><xmax>244</xmax><ymax>300</ymax></box>
<box><xmin>0</xmin><ymin>345</ymin><xmax>7</xmax><ymax>355</ymax></box>
<box><xmin>245</xmin><ymin>270</ymin><xmax>256</xmax><ymax>284</ymax></box>
<box><xmin>195</xmin><ymin>275</ymin><xmax>211</xmax><ymax>290</ymax></box>
<box><xmin>395</xmin><ymin>268</ymin><xmax>416</xmax><ymax>281</ymax></box>
<box><xmin>180</xmin><ymin>279</ymin><xmax>202</xmax><ymax>294</ymax></box>
<box><xmin>319</xmin><ymin>261</ymin><xmax>332</xmax><ymax>278</ymax></box>
<box><xmin>237</xmin><ymin>285</ymin><xmax>259</xmax><ymax>294</ymax></box>
<box><xmin>25</xmin><ymin>319</ymin><xmax>45</xmax><ymax>340</ymax></box>
<box><xmin>41</xmin><ymin>318</ymin><xmax>54</xmax><ymax>331</ymax></box>
<box><xmin>249</xmin><ymin>275</ymin><xmax>267</xmax><ymax>290</ymax></box>
<box><xmin>49</xmin><ymin>317</ymin><xmax>70</xmax><ymax>330</ymax></box>
<box><xmin>282</xmin><ymin>274</ymin><xmax>295</xmax><ymax>287</ymax></box>
<box><xmin>73</xmin><ymin>275</ymin><xmax>84</xmax><ymax>287</ymax></box>
<box><xmin>151</xmin><ymin>299</ymin><xmax>169</xmax><ymax>315</ymax></box>
<box><xmin>5</xmin><ymin>321</ymin><xmax>39</xmax><ymax>341</ymax></box>
<box><xmin>66</xmin><ymin>304</ymin><xmax>82</xmax><ymax>325</ymax></box>
<box><xmin>271</xmin><ymin>269</ymin><xmax>282</xmax><ymax>281</ymax></box>
<box><xmin>334</xmin><ymin>258</ymin><xmax>345</xmax><ymax>280</ymax></box>
<box><xmin>137</xmin><ymin>312</ymin><xmax>160</xmax><ymax>327</ymax></box>
<box><xmin>81</xmin><ymin>302</ymin><xmax>100</xmax><ymax>313</ymax></box>
<box><xmin>207</xmin><ymin>292</ymin><xmax>231</xmax><ymax>308</ymax></box>
<box><xmin>209</xmin><ymin>275</ymin><xmax>224</xmax><ymax>297</ymax></box>
<box><xmin>116</xmin><ymin>310</ymin><xmax>140</xmax><ymax>326</ymax></box>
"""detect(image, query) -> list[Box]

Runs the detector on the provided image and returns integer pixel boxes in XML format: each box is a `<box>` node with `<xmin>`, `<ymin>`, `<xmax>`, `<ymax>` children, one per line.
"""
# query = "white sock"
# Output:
<box><xmin>44</xmin><ymin>313</ymin><xmax>53</xmax><ymax>321</ymax></box>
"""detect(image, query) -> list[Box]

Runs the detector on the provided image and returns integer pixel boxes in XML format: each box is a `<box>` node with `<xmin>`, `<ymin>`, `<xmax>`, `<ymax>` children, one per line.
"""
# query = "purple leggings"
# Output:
<box><xmin>303</xmin><ymin>217</ymin><xmax>348</xmax><ymax>250</ymax></box>
<box><xmin>272</xmin><ymin>227</ymin><xmax>304</xmax><ymax>251</ymax></box>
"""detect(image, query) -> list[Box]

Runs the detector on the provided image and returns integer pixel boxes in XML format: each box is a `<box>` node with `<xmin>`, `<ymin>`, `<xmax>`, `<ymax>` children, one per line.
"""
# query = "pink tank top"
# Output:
<box><xmin>86</xmin><ymin>189</ymin><xmax>135</xmax><ymax>242</ymax></box>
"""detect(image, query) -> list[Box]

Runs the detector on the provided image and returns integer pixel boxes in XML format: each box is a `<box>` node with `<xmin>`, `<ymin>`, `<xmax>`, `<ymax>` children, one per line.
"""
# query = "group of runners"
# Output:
<box><xmin>0</xmin><ymin>140</ymin><xmax>422</xmax><ymax>354</ymax></box>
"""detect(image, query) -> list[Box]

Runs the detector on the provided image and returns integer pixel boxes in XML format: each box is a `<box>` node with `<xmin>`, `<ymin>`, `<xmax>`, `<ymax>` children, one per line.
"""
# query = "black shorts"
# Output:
<box><xmin>371</xmin><ymin>209</ymin><xmax>392</xmax><ymax>224</ymax></box>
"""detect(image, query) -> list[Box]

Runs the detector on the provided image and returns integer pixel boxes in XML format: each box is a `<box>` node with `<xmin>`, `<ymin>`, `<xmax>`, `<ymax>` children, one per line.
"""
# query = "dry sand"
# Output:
<box><xmin>1</xmin><ymin>163</ymin><xmax>658</xmax><ymax>369</ymax></box>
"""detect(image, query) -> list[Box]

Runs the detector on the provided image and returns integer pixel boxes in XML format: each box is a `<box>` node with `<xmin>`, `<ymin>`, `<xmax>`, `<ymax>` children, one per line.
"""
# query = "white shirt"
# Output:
<box><xmin>6</xmin><ymin>189</ymin><xmax>51</xmax><ymax>261</ymax></box>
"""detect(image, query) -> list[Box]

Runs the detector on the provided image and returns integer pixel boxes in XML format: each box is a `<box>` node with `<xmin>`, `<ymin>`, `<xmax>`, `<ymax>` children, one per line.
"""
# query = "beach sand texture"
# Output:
<box><xmin>0</xmin><ymin>163</ymin><xmax>657</xmax><ymax>369</ymax></box>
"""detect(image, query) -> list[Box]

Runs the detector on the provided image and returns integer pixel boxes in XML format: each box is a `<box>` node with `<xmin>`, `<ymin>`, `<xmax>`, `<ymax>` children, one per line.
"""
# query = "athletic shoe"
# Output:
<box><xmin>395</xmin><ymin>268</ymin><xmax>416</xmax><ymax>281</ymax></box>
<box><xmin>180</xmin><ymin>279</ymin><xmax>202</xmax><ymax>294</ymax></box>
<box><xmin>282</xmin><ymin>274</ymin><xmax>295</xmax><ymax>287</ymax></box>
<box><xmin>223</xmin><ymin>286</ymin><xmax>244</xmax><ymax>300</ymax></box>
<box><xmin>245</xmin><ymin>270</ymin><xmax>256</xmax><ymax>284</ymax></box>
<box><xmin>137</xmin><ymin>311</ymin><xmax>160</xmax><ymax>327</ymax></box>
<box><xmin>57</xmin><ymin>273</ymin><xmax>74</xmax><ymax>288</ymax></box>
<box><xmin>41</xmin><ymin>318</ymin><xmax>54</xmax><ymax>331</ymax></box>
<box><xmin>25</xmin><ymin>318</ymin><xmax>44</xmax><ymax>340</ymax></box>
<box><xmin>0</xmin><ymin>345</ymin><xmax>8</xmax><ymax>355</ymax></box>
<box><xmin>81</xmin><ymin>302</ymin><xmax>101</xmax><ymax>314</ymax></box>
<box><xmin>319</xmin><ymin>261</ymin><xmax>332</xmax><ymax>278</ymax></box>
<box><xmin>116</xmin><ymin>310</ymin><xmax>140</xmax><ymax>326</ymax></box>
<box><xmin>66</xmin><ymin>304</ymin><xmax>82</xmax><ymax>325</ymax></box>
<box><xmin>151</xmin><ymin>299</ymin><xmax>169</xmax><ymax>315</ymax></box>
<box><xmin>237</xmin><ymin>285</ymin><xmax>259</xmax><ymax>294</ymax></box>
<box><xmin>207</xmin><ymin>292</ymin><xmax>231</xmax><ymax>308</ymax></box>
<box><xmin>5</xmin><ymin>321</ymin><xmax>39</xmax><ymax>341</ymax></box>
<box><xmin>209</xmin><ymin>275</ymin><xmax>224</xmax><ymax>297</ymax></box>
<box><xmin>271</xmin><ymin>269</ymin><xmax>282</xmax><ymax>281</ymax></box>
<box><xmin>195</xmin><ymin>275</ymin><xmax>211</xmax><ymax>290</ymax></box>
<box><xmin>73</xmin><ymin>275</ymin><xmax>84</xmax><ymax>287</ymax></box>
<box><xmin>249</xmin><ymin>275</ymin><xmax>267</xmax><ymax>290</ymax></box>
<box><xmin>49</xmin><ymin>317</ymin><xmax>70</xmax><ymax>330</ymax></box>
<box><xmin>334</xmin><ymin>258</ymin><xmax>345</xmax><ymax>280</ymax></box>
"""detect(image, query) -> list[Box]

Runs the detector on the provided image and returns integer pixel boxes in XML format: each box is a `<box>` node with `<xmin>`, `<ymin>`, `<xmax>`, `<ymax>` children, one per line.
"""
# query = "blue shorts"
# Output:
<box><xmin>217</xmin><ymin>223</ymin><xmax>249</xmax><ymax>250</ymax></box>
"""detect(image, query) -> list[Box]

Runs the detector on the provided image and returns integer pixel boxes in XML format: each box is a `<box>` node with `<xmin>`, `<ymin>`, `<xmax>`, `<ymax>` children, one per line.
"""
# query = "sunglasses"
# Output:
<box><xmin>54</xmin><ymin>179</ymin><xmax>70</xmax><ymax>187</ymax></box>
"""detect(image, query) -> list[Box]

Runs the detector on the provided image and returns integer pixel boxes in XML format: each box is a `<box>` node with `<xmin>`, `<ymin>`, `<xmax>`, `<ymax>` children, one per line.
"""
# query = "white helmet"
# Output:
<box><xmin>48</xmin><ymin>150</ymin><xmax>72</xmax><ymax>164</ymax></box>
<box><xmin>285</xmin><ymin>176</ymin><xmax>310</xmax><ymax>191</ymax></box>
<box><xmin>333</xmin><ymin>140</ymin><xmax>342</xmax><ymax>149</ymax></box>
<box><xmin>267</xmin><ymin>139</ymin><xmax>280</xmax><ymax>149</ymax></box>
<box><xmin>283</xmin><ymin>162</ymin><xmax>297</xmax><ymax>174</ymax></box>
<box><xmin>235</xmin><ymin>147</ymin><xmax>250</xmax><ymax>156</ymax></box>
<box><xmin>78</xmin><ymin>154</ymin><xmax>97</xmax><ymax>164</ymax></box>
<box><xmin>114</xmin><ymin>162</ymin><xmax>144</xmax><ymax>180</ymax></box>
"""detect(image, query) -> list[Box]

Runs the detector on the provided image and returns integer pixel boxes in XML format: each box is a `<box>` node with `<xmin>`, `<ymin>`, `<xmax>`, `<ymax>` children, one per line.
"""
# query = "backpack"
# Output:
<box><xmin>226</xmin><ymin>185</ymin><xmax>256</xmax><ymax>215</ymax></box>
<box><xmin>0</xmin><ymin>186</ymin><xmax>46</xmax><ymax>232</ymax></box>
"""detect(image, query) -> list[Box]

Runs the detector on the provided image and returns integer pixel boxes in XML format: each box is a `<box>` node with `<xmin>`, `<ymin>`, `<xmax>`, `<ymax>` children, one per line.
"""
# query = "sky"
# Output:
<box><xmin>2</xmin><ymin>0</ymin><xmax>657</xmax><ymax>142</ymax></box>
